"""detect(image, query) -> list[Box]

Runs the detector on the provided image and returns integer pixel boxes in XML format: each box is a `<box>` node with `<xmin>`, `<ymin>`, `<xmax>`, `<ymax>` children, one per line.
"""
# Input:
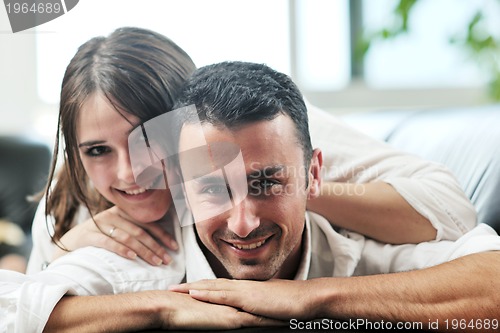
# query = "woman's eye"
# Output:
<box><xmin>85</xmin><ymin>146</ymin><xmax>110</xmax><ymax>157</ymax></box>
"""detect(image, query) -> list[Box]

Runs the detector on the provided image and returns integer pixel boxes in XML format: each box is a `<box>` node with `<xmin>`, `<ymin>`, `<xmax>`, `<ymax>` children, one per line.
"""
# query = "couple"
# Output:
<box><xmin>2</xmin><ymin>28</ymin><xmax>499</xmax><ymax>332</ymax></box>
<box><xmin>18</xmin><ymin>61</ymin><xmax>500</xmax><ymax>331</ymax></box>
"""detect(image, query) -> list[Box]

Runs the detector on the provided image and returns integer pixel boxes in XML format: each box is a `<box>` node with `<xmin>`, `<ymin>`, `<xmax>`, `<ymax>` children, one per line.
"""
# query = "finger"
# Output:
<box><xmin>126</xmin><ymin>226</ymin><xmax>173</xmax><ymax>264</ymax></box>
<box><xmin>169</xmin><ymin>279</ymin><xmax>231</xmax><ymax>293</ymax></box>
<box><xmin>143</xmin><ymin>224</ymin><xmax>179</xmax><ymax>251</ymax></box>
<box><xmin>97</xmin><ymin>208</ymin><xmax>176</xmax><ymax>263</ymax></box>
<box><xmin>188</xmin><ymin>289</ymin><xmax>240</xmax><ymax>308</ymax></box>
<box><xmin>101</xmin><ymin>221</ymin><xmax>172</xmax><ymax>264</ymax></box>
<box><xmin>239</xmin><ymin>313</ymin><xmax>286</xmax><ymax>328</ymax></box>
<box><xmin>168</xmin><ymin>284</ymin><xmax>191</xmax><ymax>293</ymax></box>
<box><xmin>94</xmin><ymin>234</ymin><xmax>138</xmax><ymax>260</ymax></box>
<box><xmin>111</xmin><ymin>228</ymin><xmax>166</xmax><ymax>266</ymax></box>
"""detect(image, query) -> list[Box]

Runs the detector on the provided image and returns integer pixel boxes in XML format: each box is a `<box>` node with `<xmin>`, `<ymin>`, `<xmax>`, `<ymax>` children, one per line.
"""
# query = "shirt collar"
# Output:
<box><xmin>292</xmin><ymin>214</ymin><xmax>312</xmax><ymax>280</ymax></box>
<box><xmin>182</xmin><ymin>215</ymin><xmax>312</xmax><ymax>282</ymax></box>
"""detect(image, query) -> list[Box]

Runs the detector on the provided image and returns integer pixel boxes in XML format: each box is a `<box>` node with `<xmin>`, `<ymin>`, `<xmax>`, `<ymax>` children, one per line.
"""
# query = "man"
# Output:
<box><xmin>4</xmin><ymin>62</ymin><xmax>500</xmax><ymax>332</ymax></box>
<box><xmin>167</xmin><ymin>61</ymin><xmax>500</xmax><ymax>328</ymax></box>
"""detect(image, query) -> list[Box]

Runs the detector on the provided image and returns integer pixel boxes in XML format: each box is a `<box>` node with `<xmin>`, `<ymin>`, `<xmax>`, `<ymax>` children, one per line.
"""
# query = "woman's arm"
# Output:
<box><xmin>307</xmin><ymin>182</ymin><xmax>436</xmax><ymax>244</ymax></box>
<box><xmin>307</xmin><ymin>104</ymin><xmax>476</xmax><ymax>244</ymax></box>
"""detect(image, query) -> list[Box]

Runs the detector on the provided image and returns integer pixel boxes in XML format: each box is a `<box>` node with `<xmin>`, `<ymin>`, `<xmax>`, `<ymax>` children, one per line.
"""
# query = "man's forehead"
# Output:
<box><xmin>181</xmin><ymin>115</ymin><xmax>295</xmax><ymax>143</ymax></box>
<box><xmin>180</xmin><ymin>117</ymin><xmax>303</xmax><ymax>168</ymax></box>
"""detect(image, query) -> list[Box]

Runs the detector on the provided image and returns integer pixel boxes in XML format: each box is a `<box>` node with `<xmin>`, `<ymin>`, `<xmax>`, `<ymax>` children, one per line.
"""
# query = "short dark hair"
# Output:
<box><xmin>175</xmin><ymin>61</ymin><xmax>313</xmax><ymax>164</ymax></box>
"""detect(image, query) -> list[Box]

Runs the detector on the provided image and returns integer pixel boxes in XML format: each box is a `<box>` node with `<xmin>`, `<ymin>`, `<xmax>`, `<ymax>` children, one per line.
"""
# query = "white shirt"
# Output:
<box><xmin>182</xmin><ymin>213</ymin><xmax>500</xmax><ymax>281</ymax></box>
<box><xmin>1</xmin><ymin>212</ymin><xmax>499</xmax><ymax>333</ymax></box>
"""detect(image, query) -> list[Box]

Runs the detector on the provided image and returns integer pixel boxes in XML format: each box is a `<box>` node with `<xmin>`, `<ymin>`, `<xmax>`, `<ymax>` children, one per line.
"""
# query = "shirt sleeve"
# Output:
<box><xmin>27</xmin><ymin>198</ymin><xmax>91</xmax><ymax>274</ymax></box>
<box><xmin>1</xmin><ymin>248</ymin><xmax>120</xmax><ymax>333</ymax></box>
<box><xmin>307</xmin><ymin>103</ymin><xmax>477</xmax><ymax>240</ymax></box>
<box><xmin>1</xmin><ymin>244</ymin><xmax>185</xmax><ymax>333</ymax></box>
<box><xmin>356</xmin><ymin>224</ymin><xmax>500</xmax><ymax>275</ymax></box>
<box><xmin>26</xmin><ymin>196</ymin><xmax>56</xmax><ymax>274</ymax></box>
<box><xmin>0</xmin><ymin>270</ymin><xmax>78</xmax><ymax>333</ymax></box>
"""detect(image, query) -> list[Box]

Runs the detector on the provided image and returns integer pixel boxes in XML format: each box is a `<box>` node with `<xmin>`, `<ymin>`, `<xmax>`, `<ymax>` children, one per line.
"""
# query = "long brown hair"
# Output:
<box><xmin>45</xmin><ymin>27</ymin><xmax>196</xmax><ymax>242</ymax></box>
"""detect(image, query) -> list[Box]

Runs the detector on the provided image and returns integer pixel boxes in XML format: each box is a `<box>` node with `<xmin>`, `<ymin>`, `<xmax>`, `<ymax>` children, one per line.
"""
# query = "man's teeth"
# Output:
<box><xmin>232</xmin><ymin>239</ymin><xmax>266</xmax><ymax>250</ymax></box>
<box><xmin>124</xmin><ymin>187</ymin><xmax>147</xmax><ymax>195</ymax></box>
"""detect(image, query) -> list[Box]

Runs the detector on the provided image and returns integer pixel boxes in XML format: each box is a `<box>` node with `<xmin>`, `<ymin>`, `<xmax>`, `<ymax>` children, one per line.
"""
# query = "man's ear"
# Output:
<box><xmin>307</xmin><ymin>148</ymin><xmax>323</xmax><ymax>199</ymax></box>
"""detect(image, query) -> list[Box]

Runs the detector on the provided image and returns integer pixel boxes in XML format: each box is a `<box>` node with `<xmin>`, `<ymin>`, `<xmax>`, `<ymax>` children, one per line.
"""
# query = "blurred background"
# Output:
<box><xmin>2</xmin><ymin>0</ymin><xmax>500</xmax><ymax>144</ymax></box>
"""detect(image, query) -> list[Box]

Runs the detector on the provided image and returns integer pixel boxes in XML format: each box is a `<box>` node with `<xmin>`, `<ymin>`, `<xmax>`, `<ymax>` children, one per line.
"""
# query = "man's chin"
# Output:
<box><xmin>227</xmin><ymin>266</ymin><xmax>276</xmax><ymax>281</ymax></box>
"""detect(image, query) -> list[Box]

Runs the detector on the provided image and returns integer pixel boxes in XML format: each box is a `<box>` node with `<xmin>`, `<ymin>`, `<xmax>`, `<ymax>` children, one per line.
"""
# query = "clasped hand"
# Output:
<box><xmin>53</xmin><ymin>206</ymin><xmax>178</xmax><ymax>266</ymax></box>
<box><xmin>169</xmin><ymin>278</ymin><xmax>322</xmax><ymax>321</ymax></box>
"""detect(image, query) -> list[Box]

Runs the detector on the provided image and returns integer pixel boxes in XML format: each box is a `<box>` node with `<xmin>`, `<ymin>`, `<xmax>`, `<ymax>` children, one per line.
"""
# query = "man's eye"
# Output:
<box><xmin>85</xmin><ymin>146</ymin><xmax>110</xmax><ymax>157</ymax></box>
<box><xmin>202</xmin><ymin>184</ymin><xmax>229</xmax><ymax>195</ymax></box>
<box><xmin>257</xmin><ymin>179</ymin><xmax>279</xmax><ymax>188</ymax></box>
<box><xmin>249</xmin><ymin>179</ymin><xmax>282</xmax><ymax>196</ymax></box>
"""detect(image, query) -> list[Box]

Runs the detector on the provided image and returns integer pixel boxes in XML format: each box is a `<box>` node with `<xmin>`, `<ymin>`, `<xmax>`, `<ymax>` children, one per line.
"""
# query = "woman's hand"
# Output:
<box><xmin>53</xmin><ymin>206</ymin><xmax>178</xmax><ymax>266</ymax></box>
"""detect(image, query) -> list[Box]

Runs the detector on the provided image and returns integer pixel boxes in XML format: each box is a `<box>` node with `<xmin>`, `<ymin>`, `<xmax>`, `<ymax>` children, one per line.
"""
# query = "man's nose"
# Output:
<box><xmin>227</xmin><ymin>199</ymin><xmax>260</xmax><ymax>238</ymax></box>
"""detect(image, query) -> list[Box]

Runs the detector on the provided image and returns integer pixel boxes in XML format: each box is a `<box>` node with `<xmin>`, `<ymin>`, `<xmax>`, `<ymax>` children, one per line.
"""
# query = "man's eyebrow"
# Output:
<box><xmin>193</xmin><ymin>175</ymin><xmax>226</xmax><ymax>185</ymax></box>
<box><xmin>247</xmin><ymin>165</ymin><xmax>285</xmax><ymax>179</ymax></box>
<box><xmin>190</xmin><ymin>166</ymin><xmax>285</xmax><ymax>184</ymax></box>
<box><xmin>78</xmin><ymin>140</ymin><xmax>105</xmax><ymax>148</ymax></box>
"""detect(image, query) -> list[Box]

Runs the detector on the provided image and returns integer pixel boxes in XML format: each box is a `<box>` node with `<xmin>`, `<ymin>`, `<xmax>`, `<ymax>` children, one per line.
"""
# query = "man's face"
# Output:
<box><xmin>178</xmin><ymin>114</ymin><xmax>321</xmax><ymax>280</ymax></box>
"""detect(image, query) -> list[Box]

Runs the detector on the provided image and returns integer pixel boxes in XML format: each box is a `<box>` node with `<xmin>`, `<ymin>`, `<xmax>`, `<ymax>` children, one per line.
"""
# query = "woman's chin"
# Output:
<box><xmin>130</xmin><ymin>210</ymin><xmax>169</xmax><ymax>224</ymax></box>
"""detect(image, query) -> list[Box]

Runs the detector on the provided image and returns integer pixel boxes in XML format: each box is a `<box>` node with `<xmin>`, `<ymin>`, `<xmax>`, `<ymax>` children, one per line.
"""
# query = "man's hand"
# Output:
<box><xmin>46</xmin><ymin>291</ymin><xmax>283</xmax><ymax>332</ymax></box>
<box><xmin>157</xmin><ymin>290</ymin><xmax>283</xmax><ymax>330</ymax></box>
<box><xmin>169</xmin><ymin>278</ymin><xmax>322</xmax><ymax>321</ymax></box>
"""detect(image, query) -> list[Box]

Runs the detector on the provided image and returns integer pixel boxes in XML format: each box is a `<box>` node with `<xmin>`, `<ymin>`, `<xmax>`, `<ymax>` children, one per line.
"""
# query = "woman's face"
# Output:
<box><xmin>77</xmin><ymin>93</ymin><xmax>172</xmax><ymax>223</ymax></box>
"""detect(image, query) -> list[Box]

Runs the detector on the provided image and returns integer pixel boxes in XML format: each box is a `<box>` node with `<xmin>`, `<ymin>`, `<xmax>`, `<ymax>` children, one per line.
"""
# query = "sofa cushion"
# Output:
<box><xmin>343</xmin><ymin>105</ymin><xmax>500</xmax><ymax>233</ymax></box>
<box><xmin>0</xmin><ymin>137</ymin><xmax>51</xmax><ymax>257</ymax></box>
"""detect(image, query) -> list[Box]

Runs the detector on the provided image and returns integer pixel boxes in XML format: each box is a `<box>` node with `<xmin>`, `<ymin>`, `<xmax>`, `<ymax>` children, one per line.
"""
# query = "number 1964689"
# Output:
<box><xmin>5</xmin><ymin>2</ymin><xmax>62</xmax><ymax>14</ymax></box>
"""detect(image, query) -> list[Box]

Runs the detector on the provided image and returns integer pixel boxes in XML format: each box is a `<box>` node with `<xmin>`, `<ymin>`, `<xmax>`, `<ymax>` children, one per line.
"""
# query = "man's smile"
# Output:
<box><xmin>223</xmin><ymin>235</ymin><xmax>273</xmax><ymax>250</ymax></box>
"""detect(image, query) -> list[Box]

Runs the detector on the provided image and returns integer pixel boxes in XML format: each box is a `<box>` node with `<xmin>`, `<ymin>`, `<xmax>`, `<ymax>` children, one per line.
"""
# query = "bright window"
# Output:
<box><xmin>36</xmin><ymin>0</ymin><xmax>290</xmax><ymax>104</ymax></box>
<box><xmin>362</xmin><ymin>0</ymin><xmax>489</xmax><ymax>88</ymax></box>
<box><xmin>35</xmin><ymin>0</ymin><xmax>495</xmax><ymax>108</ymax></box>
<box><xmin>295</xmin><ymin>0</ymin><xmax>350</xmax><ymax>91</ymax></box>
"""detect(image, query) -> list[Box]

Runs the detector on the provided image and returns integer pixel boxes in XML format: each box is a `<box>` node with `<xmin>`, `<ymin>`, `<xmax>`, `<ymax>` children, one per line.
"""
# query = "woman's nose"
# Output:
<box><xmin>116</xmin><ymin>151</ymin><xmax>135</xmax><ymax>184</ymax></box>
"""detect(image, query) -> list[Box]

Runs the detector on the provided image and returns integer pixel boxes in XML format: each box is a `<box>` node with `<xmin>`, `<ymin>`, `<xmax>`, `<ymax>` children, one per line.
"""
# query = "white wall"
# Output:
<box><xmin>1</xmin><ymin>10</ymin><xmax>58</xmax><ymax>145</ymax></box>
<box><xmin>1</xmin><ymin>11</ymin><xmax>35</xmax><ymax>133</ymax></box>
<box><xmin>0</xmin><ymin>1</ymin><xmax>492</xmax><ymax>143</ymax></box>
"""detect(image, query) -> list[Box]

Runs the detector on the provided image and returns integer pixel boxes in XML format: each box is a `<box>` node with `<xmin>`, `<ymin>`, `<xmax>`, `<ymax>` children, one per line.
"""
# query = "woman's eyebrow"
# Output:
<box><xmin>78</xmin><ymin>140</ymin><xmax>106</xmax><ymax>148</ymax></box>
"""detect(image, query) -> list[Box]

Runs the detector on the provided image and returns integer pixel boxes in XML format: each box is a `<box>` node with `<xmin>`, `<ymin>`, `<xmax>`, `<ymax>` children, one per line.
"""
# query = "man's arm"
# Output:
<box><xmin>45</xmin><ymin>291</ymin><xmax>281</xmax><ymax>332</ymax></box>
<box><xmin>45</xmin><ymin>294</ymin><xmax>159</xmax><ymax>332</ymax></box>
<box><xmin>170</xmin><ymin>252</ymin><xmax>500</xmax><ymax>332</ymax></box>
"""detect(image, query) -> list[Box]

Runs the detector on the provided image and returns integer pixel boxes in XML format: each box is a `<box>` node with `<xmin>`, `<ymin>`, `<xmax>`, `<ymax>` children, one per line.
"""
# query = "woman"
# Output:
<box><xmin>27</xmin><ymin>27</ymin><xmax>475</xmax><ymax>274</ymax></box>
<box><xmin>27</xmin><ymin>26</ymin><xmax>196</xmax><ymax>272</ymax></box>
